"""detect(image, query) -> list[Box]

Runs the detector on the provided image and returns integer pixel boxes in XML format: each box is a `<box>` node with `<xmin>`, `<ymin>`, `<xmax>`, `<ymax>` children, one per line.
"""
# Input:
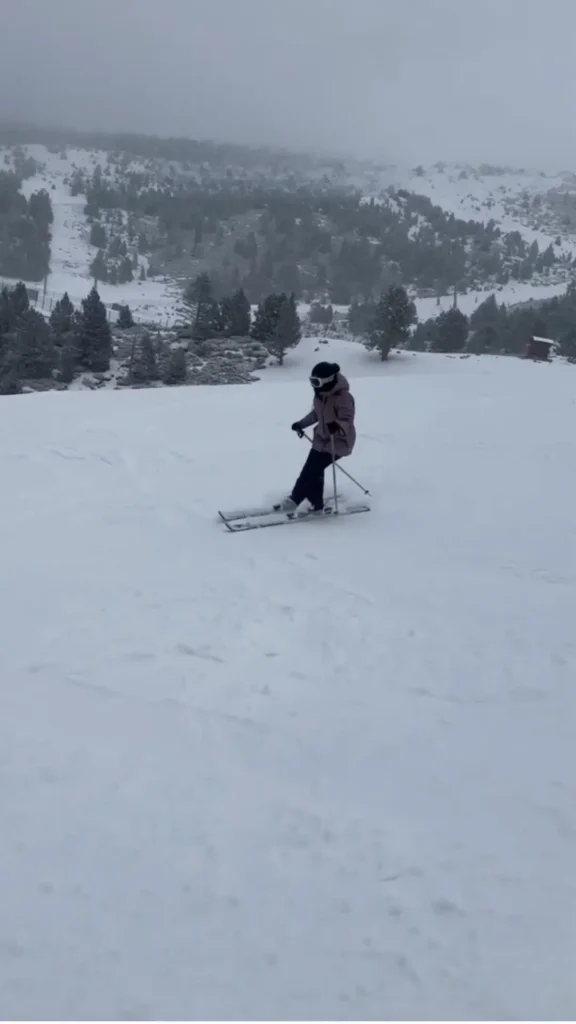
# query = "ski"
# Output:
<box><xmin>219</xmin><ymin>502</ymin><xmax>370</xmax><ymax>532</ymax></box>
<box><xmin>219</xmin><ymin>495</ymin><xmax>343</xmax><ymax>522</ymax></box>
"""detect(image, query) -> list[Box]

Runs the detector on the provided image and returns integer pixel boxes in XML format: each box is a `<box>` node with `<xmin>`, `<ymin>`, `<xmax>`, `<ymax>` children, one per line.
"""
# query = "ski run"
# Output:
<box><xmin>1</xmin><ymin>339</ymin><xmax>574</xmax><ymax>1020</ymax></box>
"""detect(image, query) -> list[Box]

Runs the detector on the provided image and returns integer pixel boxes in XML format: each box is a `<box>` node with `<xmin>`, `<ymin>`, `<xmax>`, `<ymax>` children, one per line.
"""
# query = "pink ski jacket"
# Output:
<box><xmin>299</xmin><ymin>373</ymin><xmax>356</xmax><ymax>457</ymax></box>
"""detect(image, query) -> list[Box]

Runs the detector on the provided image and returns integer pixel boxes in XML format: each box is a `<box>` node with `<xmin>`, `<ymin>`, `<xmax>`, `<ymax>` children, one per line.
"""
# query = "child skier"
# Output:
<box><xmin>276</xmin><ymin>361</ymin><xmax>356</xmax><ymax>514</ymax></box>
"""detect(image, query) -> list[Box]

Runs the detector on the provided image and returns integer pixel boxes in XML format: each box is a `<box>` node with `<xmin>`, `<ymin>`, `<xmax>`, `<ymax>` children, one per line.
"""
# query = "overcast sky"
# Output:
<box><xmin>2</xmin><ymin>0</ymin><xmax>576</xmax><ymax>167</ymax></box>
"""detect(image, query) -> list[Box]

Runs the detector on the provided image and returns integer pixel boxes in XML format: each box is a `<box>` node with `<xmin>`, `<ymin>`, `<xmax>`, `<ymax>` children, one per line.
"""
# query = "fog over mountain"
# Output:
<box><xmin>1</xmin><ymin>0</ymin><xmax>576</xmax><ymax>167</ymax></box>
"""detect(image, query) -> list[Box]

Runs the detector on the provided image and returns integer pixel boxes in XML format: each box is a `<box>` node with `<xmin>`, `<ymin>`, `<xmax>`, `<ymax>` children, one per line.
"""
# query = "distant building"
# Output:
<box><xmin>523</xmin><ymin>336</ymin><xmax>556</xmax><ymax>361</ymax></box>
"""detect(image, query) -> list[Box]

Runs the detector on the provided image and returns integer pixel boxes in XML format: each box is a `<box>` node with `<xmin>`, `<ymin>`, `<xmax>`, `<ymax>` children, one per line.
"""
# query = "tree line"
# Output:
<box><xmin>0</xmin><ymin>282</ymin><xmax>113</xmax><ymax>393</ymax></box>
<box><xmin>181</xmin><ymin>272</ymin><xmax>301</xmax><ymax>365</ymax></box>
<box><xmin>0</xmin><ymin>270</ymin><xmax>303</xmax><ymax>394</ymax></box>
<box><xmin>351</xmin><ymin>283</ymin><xmax>576</xmax><ymax>360</ymax></box>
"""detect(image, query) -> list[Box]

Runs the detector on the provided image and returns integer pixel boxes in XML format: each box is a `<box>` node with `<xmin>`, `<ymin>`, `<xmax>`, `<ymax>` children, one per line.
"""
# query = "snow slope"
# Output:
<box><xmin>382</xmin><ymin>164</ymin><xmax>576</xmax><ymax>318</ymax></box>
<box><xmin>1</xmin><ymin>146</ymin><xmax>181</xmax><ymax>324</ymax></box>
<box><xmin>1</xmin><ymin>340</ymin><xmax>575</xmax><ymax>1020</ymax></box>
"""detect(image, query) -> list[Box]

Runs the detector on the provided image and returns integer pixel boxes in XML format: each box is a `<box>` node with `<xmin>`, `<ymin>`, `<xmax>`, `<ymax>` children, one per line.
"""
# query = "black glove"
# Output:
<box><xmin>291</xmin><ymin>421</ymin><xmax>304</xmax><ymax>438</ymax></box>
<box><xmin>327</xmin><ymin>421</ymin><xmax>341</xmax><ymax>435</ymax></box>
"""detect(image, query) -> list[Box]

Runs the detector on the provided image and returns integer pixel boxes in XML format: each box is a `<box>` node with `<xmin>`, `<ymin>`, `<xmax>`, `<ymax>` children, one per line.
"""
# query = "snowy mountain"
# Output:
<box><xmin>1</xmin><ymin>337</ymin><xmax>574</xmax><ymax>1019</ymax></box>
<box><xmin>2</xmin><ymin>138</ymin><xmax>576</xmax><ymax>329</ymax></box>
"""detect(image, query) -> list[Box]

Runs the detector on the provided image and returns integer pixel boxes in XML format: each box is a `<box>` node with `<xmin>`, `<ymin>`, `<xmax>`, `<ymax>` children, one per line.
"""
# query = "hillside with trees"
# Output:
<box><xmin>75</xmin><ymin>154</ymin><xmax>570</xmax><ymax>306</ymax></box>
<box><xmin>1</xmin><ymin>129</ymin><xmax>574</xmax><ymax>324</ymax></box>
<box><xmin>0</xmin><ymin>169</ymin><xmax>53</xmax><ymax>281</ymax></box>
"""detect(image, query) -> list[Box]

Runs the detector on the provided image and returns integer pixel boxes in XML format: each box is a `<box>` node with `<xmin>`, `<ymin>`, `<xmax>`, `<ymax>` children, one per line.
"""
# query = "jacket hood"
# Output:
<box><xmin>333</xmin><ymin>372</ymin><xmax>350</xmax><ymax>392</ymax></box>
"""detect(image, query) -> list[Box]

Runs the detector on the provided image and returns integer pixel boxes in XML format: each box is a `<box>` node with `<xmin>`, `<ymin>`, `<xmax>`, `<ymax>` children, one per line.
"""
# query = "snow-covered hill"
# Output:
<box><xmin>3</xmin><ymin>144</ymin><xmax>576</xmax><ymax>328</ymax></box>
<box><xmin>374</xmin><ymin>162</ymin><xmax>576</xmax><ymax>317</ymax></box>
<box><xmin>1</xmin><ymin>339</ymin><xmax>574</xmax><ymax>1019</ymax></box>
<box><xmin>1</xmin><ymin>145</ymin><xmax>181</xmax><ymax>324</ymax></box>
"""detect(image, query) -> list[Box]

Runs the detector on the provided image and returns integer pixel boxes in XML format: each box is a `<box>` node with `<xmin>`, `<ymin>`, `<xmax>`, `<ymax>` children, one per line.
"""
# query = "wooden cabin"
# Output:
<box><xmin>523</xmin><ymin>336</ymin><xmax>555</xmax><ymax>361</ymax></box>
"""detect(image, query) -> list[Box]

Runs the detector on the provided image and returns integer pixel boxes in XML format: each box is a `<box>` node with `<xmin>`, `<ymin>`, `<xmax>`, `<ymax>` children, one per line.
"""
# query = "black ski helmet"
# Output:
<box><xmin>310</xmin><ymin>361</ymin><xmax>340</xmax><ymax>393</ymax></box>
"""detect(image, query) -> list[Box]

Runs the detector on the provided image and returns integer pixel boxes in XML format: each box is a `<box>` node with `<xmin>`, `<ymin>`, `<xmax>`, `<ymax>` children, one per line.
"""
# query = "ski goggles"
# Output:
<box><xmin>310</xmin><ymin>373</ymin><xmax>336</xmax><ymax>388</ymax></box>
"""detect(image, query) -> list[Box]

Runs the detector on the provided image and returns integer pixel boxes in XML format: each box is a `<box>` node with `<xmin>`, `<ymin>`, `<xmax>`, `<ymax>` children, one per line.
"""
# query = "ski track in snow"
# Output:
<box><xmin>0</xmin><ymin>339</ymin><xmax>575</xmax><ymax>1019</ymax></box>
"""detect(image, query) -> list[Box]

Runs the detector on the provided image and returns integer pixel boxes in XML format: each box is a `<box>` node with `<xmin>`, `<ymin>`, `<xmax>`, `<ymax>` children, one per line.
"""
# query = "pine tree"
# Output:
<box><xmin>187</xmin><ymin>272</ymin><xmax>212</xmax><ymax>307</ymax></box>
<box><xmin>117</xmin><ymin>256</ymin><xmax>134</xmax><ymax>285</ymax></box>
<box><xmin>470</xmin><ymin>293</ymin><xmax>505</xmax><ymax>331</ymax></box>
<box><xmin>0</xmin><ymin>331</ymin><xmax>21</xmax><ymax>394</ymax></box>
<box><xmin>431</xmin><ymin>308</ymin><xmax>469</xmax><ymax>353</ymax></box>
<box><xmin>209</xmin><ymin>301</ymin><xmax>225</xmax><ymax>337</ymax></box>
<box><xmin>129</xmin><ymin>333</ymin><xmax>159</xmax><ymax>384</ymax></box>
<box><xmin>69</xmin><ymin>169</ymin><xmax>86</xmax><ymax>197</ymax></box>
<box><xmin>90</xmin><ymin>250</ymin><xmax>108</xmax><ymax>284</ymax></box>
<box><xmin>117</xmin><ymin>304</ymin><xmax>134</xmax><ymax>329</ymax></box>
<box><xmin>90</xmin><ymin>222</ymin><xmax>107</xmax><ymax>248</ymax></box>
<box><xmin>11</xmin><ymin>281</ymin><xmax>29</xmax><ymax>318</ymax></box>
<box><xmin>28</xmin><ymin>190</ymin><xmax>53</xmax><ymax>238</ymax></box>
<box><xmin>18</xmin><ymin>308</ymin><xmax>55</xmax><ymax>378</ymax></box>
<box><xmin>251</xmin><ymin>292</ymin><xmax>284</xmax><ymax>343</ymax></box>
<box><xmin>162</xmin><ymin>346</ymin><xmax>187</xmax><ymax>385</ymax></box>
<box><xmin>0</xmin><ymin>287</ymin><xmax>15</xmax><ymax>335</ymax></box>
<box><xmin>109</xmin><ymin>235</ymin><xmax>122</xmax><ymax>257</ymax></box>
<box><xmin>229</xmin><ymin>288</ymin><xmax>251</xmax><ymax>335</ymax></box>
<box><xmin>193</xmin><ymin>301</ymin><xmax>214</xmax><ymax>341</ymax></box>
<box><xmin>0</xmin><ymin>283</ymin><xmax>28</xmax><ymax>337</ymax></box>
<box><xmin>0</xmin><ymin>284</ymin><xmax>29</xmax><ymax>389</ymax></box>
<box><xmin>559</xmin><ymin>327</ymin><xmax>576</xmax><ymax>362</ymax></box>
<box><xmin>50</xmin><ymin>292</ymin><xmax>74</xmax><ymax>336</ymax></box>
<box><xmin>220</xmin><ymin>295</ymin><xmax>234</xmax><ymax>336</ymax></box>
<box><xmin>58</xmin><ymin>315</ymin><xmax>82</xmax><ymax>384</ymax></box>
<box><xmin>268</xmin><ymin>293</ymin><xmax>301</xmax><ymax>365</ymax></box>
<box><xmin>78</xmin><ymin>287</ymin><xmax>112</xmax><ymax>371</ymax></box>
<box><xmin>348</xmin><ymin>300</ymin><xmax>376</xmax><ymax>340</ymax></box>
<box><xmin>407</xmin><ymin>318</ymin><xmax>437</xmax><ymax>351</ymax></box>
<box><xmin>191</xmin><ymin>273</ymin><xmax>213</xmax><ymax>340</ymax></box>
<box><xmin>366</xmin><ymin>286</ymin><xmax>417</xmax><ymax>360</ymax></box>
<box><xmin>467</xmin><ymin>323</ymin><xmax>499</xmax><ymax>355</ymax></box>
<box><xmin>180</xmin><ymin>273</ymin><xmax>215</xmax><ymax>340</ymax></box>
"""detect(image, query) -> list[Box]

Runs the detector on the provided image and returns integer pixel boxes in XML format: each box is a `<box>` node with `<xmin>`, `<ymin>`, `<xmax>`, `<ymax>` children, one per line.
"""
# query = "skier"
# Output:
<box><xmin>276</xmin><ymin>361</ymin><xmax>356</xmax><ymax>514</ymax></box>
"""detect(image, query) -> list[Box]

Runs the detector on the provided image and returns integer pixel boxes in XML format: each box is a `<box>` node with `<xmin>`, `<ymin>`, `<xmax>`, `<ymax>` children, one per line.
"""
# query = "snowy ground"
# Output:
<box><xmin>414</xmin><ymin>279</ymin><xmax>570</xmax><ymax>321</ymax></box>
<box><xmin>1</xmin><ymin>342</ymin><xmax>575</xmax><ymax>1019</ymax></box>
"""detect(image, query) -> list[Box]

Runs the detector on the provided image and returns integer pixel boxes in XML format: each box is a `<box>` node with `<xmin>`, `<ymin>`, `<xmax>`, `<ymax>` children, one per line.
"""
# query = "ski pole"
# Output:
<box><xmin>330</xmin><ymin>434</ymin><xmax>339</xmax><ymax>515</ymax></box>
<box><xmin>301</xmin><ymin>431</ymin><xmax>371</xmax><ymax>496</ymax></box>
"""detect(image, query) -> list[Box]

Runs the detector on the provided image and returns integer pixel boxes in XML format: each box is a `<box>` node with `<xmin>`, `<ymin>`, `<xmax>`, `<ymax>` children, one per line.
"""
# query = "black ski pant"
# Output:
<box><xmin>291</xmin><ymin>448</ymin><xmax>340</xmax><ymax>510</ymax></box>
